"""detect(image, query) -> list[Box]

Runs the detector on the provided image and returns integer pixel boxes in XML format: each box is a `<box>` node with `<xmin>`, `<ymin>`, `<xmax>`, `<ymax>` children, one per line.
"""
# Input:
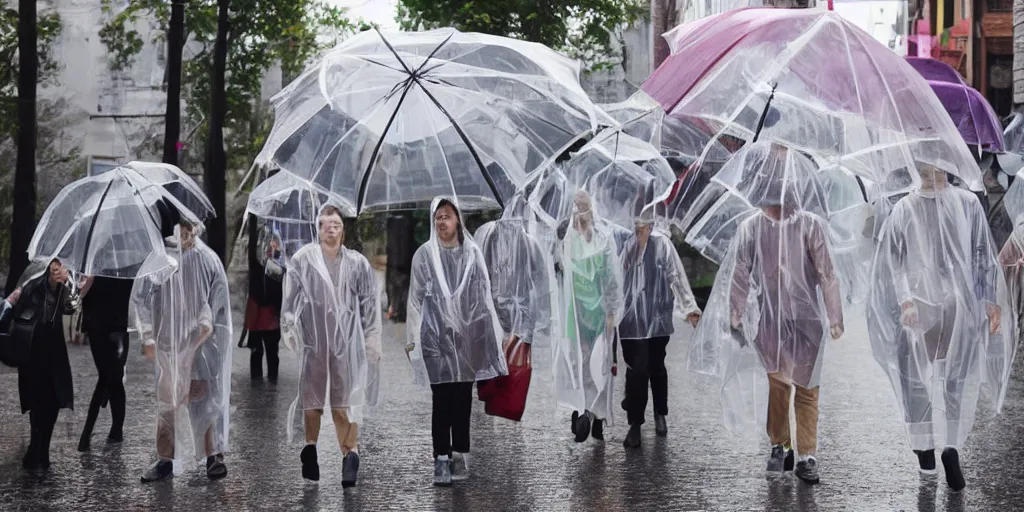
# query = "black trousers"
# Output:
<box><xmin>430</xmin><ymin>382</ymin><xmax>473</xmax><ymax>458</ymax></box>
<box><xmin>249</xmin><ymin>330</ymin><xmax>281</xmax><ymax>380</ymax></box>
<box><xmin>28</xmin><ymin>407</ymin><xmax>60</xmax><ymax>461</ymax></box>
<box><xmin>85</xmin><ymin>329</ymin><xmax>128</xmax><ymax>436</ymax></box>
<box><xmin>621</xmin><ymin>336</ymin><xmax>670</xmax><ymax>426</ymax></box>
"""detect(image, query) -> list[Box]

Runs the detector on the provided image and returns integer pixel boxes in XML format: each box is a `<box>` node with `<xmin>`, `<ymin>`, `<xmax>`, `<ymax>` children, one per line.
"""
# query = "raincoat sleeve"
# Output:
<box><xmin>280</xmin><ymin>253</ymin><xmax>307</xmax><ymax>352</ymax></box>
<box><xmin>728</xmin><ymin>221</ymin><xmax>755</xmax><ymax>329</ymax></box>
<box><xmin>130</xmin><ymin>277</ymin><xmax>158</xmax><ymax>346</ymax></box>
<box><xmin>805</xmin><ymin>216</ymin><xmax>843</xmax><ymax>327</ymax></box>
<box><xmin>356</xmin><ymin>257</ymin><xmax>382</xmax><ymax>362</ymax></box>
<box><xmin>406</xmin><ymin>246</ymin><xmax>430</xmax><ymax>353</ymax></box>
<box><xmin>661</xmin><ymin>237</ymin><xmax>701</xmax><ymax>317</ymax></box>
<box><xmin>526</xmin><ymin>238</ymin><xmax>553</xmax><ymax>343</ymax></box>
<box><xmin>970</xmin><ymin>199</ymin><xmax>999</xmax><ymax>306</ymax></box>
<box><xmin>602</xmin><ymin>236</ymin><xmax>625</xmax><ymax>324</ymax></box>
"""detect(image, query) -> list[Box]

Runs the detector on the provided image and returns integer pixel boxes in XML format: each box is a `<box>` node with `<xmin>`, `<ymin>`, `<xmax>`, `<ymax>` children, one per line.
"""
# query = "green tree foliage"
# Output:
<box><xmin>396</xmin><ymin>0</ymin><xmax>647</xmax><ymax>70</ymax></box>
<box><xmin>0</xmin><ymin>7</ymin><xmax>61</xmax><ymax>138</ymax></box>
<box><xmin>98</xmin><ymin>0</ymin><xmax>363</xmax><ymax>172</ymax></box>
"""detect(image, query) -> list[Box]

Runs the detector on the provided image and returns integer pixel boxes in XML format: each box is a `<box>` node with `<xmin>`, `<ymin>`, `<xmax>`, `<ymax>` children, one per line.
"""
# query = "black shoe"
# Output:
<box><xmin>784</xmin><ymin>449</ymin><xmax>795</xmax><ymax>472</ymax></box>
<box><xmin>795</xmin><ymin>457</ymin><xmax>820</xmax><ymax>485</ymax></box>
<box><xmin>941</xmin><ymin>448</ymin><xmax>965</xmax><ymax>491</ymax></box>
<box><xmin>654</xmin><ymin>414</ymin><xmax>668</xmax><ymax>437</ymax></box>
<box><xmin>22</xmin><ymin>444</ymin><xmax>39</xmax><ymax>470</ymax></box>
<box><xmin>574</xmin><ymin>412</ymin><xmax>591</xmax><ymax>443</ymax></box>
<box><xmin>571</xmin><ymin>411</ymin><xmax>577</xmax><ymax>435</ymax></box>
<box><xmin>141</xmin><ymin>459</ymin><xmax>174</xmax><ymax>483</ymax></box>
<box><xmin>592</xmin><ymin>418</ymin><xmax>604</xmax><ymax>441</ymax></box>
<box><xmin>621</xmin><ymin>399</ymin><xmax>627</xmax><ymax>412</ymax></box>
<box><xmin>206</xmin><ymin>454</ymin><xmax>227</xmax><ymax>480</ymax></box>
<box><xmin>107</xmin><ymin>430</ymin><xmax>124</xmax><ymax>444</ymax></box>
<box><xmin>915</xmin><ymin>449</ymin><xmax>936</xmax><ymax>474</ymax></box>
<box><xmin>767</xmin><ymin>445</ymin><xmax>786</xmax><ymax>473</ymax></box>
<box><xmin>301</xmin><ymin>445</ymin><xmax>320</xmax><ymax>481</ymax></box>
<box><xmin>342</xmin><ymin>451</ymin><xmax>360</xmax><ymax>488</ymax></box>
<box><xmin>623</xmin><ymin>425</ymin><xmax>641</xmax><ymax>448</ymax></box>
<box><xmin>77</xmin><ymin>436</ymin><xmax>91</xmax><ymax>453</ymax></box>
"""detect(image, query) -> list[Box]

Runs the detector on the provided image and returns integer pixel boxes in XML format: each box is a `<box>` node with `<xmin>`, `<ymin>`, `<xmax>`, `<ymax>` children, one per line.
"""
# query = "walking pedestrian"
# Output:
<box><xmin>247</xmin><ymin>220</ymin><xmax>284</xmax><ymax>382</ymax></box>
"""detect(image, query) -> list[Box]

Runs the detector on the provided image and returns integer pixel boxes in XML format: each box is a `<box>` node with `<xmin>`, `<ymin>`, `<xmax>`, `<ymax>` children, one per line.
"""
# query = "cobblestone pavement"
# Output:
<box><xmin>0</xmin><ymin>302</ymin><xmax>1022</xmax><ymax>511</ymax></box>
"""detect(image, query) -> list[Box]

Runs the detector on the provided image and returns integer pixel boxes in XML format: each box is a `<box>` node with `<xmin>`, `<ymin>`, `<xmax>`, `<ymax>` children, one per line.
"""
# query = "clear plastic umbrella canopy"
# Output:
<box><xmin>244</xmin><ymin>171</ymin><xmax>344</xmax><ymax>262</ymax></box>
<box><xmin>597</xmin><ymin>91</ymin><xmax>665</xmax><ymax>148</ymax></box>
<box><xmin>255</xmin><ymin>28</ymin><xmax>599</xmax><ymax>213</ymax></box>
<box><xmin>28</xmin><ymin>166</ymin><xmax>203</xmax><ymax>279</ymax></box>
<box><xmin>127</xmin><ymin>161</ymin><xmax>217</xmax><ymax>221</ymax></box>
<box><xmin>643</xmin><ymin>8</ymin><xmax>984</xmax><ymax>192</ymax></box>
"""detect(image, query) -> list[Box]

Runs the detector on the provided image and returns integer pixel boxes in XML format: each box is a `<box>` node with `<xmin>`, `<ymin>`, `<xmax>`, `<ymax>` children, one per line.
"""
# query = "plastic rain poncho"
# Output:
<box><xmin>130</xmin><ymin>234</ymin><xmax>232</xmax><ymax>470</ymax></box>
<box><xmin>474</xmin><ymin>195</ymin><xmax>555</xmax><ymax>346</ymax></box>
<box><xmin>406</xmin><ymin>197</ymin><xmax>507</xmax><ymax>385</ymax></box>
<box><xmin>868</xmin><ymin>169</ymin><xmax>1015</xmax><ymax>451</ymax></box>
<box><xmin>553</xmin><ymin>191</ymin><xmax>625</xmax><ymax>422</ymax></box>
<box><xmin>618</xmin><ymin>204</ymin><xmax>701</xmax><ymax>341</ymax></box>
<box><xmin>819</xmin><ymin>165</ymin><xmax>874</xmax><ymax>304</ymax></box>
<box><xmin>688</xmin><ymin>158</ymin><xmax>844</xmax><ymax>444</ymax></box>
<box><xmin>281</xmin><ymin>242</ymin><xmax>381</xmax><ymax>436</ymax></box>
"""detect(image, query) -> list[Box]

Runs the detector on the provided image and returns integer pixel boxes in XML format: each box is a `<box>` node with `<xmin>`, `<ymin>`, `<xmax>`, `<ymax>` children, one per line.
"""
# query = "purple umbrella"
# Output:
<box><xmin>906</xmin><ymin>57</ymin><xmax>1004</xmax><ymax>153</ymax></box>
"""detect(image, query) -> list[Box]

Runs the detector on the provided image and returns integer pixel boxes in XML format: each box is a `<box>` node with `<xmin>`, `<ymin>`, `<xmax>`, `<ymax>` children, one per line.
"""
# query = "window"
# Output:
<box><xmin>988</xmin><ymin>0</ymin><xmax>1012</xmax><ymax>12</ymax></box>
<box><xmin>87</xmin><ymin>156</ymin><xmax>120</xmax><ymax>176</ymax></box>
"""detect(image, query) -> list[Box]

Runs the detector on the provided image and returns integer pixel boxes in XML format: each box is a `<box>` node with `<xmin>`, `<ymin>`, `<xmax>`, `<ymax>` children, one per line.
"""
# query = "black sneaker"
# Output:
<box><xmin>623</xmin><ymin>425</ymin><xmax>641</xmax><ymax>448</ymax></box>
<box><xmin>77</xmin><ymin>436</ymin><xmax>91</xmax><ymax>453</ymax></box>
<box><xmin>22</xmin><ymin>444</ymin><xmax>39</xmax><ymax>470</ymax></box>
<box><xmin>107</xmin><ymin>430</ymin><xmax>124</xmax><ymax>444</ymax></box>
<box><xmin>206</xmin><ymin>454</ymin><xmax>227</xmax><ymax>480</ymax></box>
<box><xmin>767</xmin><ymin>445</ymin><xmax>787</xmax><ymax>473</ymax></box>
<box><xmin>574</xmin><ymin>412</ymin><xmax>591</xmax><ymax>443</ymax></box>
<box><xmin>571</xmin><ymin>411</ymin><xmax>578</xmax><ymax>436</ymax></box>
<box><xmin>592</xmin><ymin>418</ymin><xmax>604</xmax><ymax>441</ymax></box>
<box><xmin>301</xmin><ymin>445</ymin><xmax>320</xmax><ymax>482</ymax></box>
<box><xmin>141</xmin><ymin>459</ymin><xmax>174</xmax><ymax>483</ymax></box>
<box><xmin>784</xmin><ymin>449</ymin><xmax>795</xmax><ymax>472</ymax></box>
<box><xmin>342</xmin><ymin>451</ymin><xmax>360</xmax><ymax>488</ymax></box>
<box><xmin>795</xmin><ymin>457</ymin><xmax>820</xmax><ymax>485</ymax></box>
<box><xmin>941</xmin><ymin>448</ymin><xmax>965</xmax><ymax>491</ymax></box>
<box><xmin>654</xmin><ymin>415</ymin><xmax>668</xmax><ymax>437</ymax></box>
<box><xmin>915</xmin><ymin>449</ymin><xmax>937</xmax><ymax>475</ymax></box>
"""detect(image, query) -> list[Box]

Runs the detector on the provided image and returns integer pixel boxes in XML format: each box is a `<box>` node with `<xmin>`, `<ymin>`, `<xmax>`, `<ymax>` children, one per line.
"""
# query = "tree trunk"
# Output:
<box><xmin>6</xmin><ymin>0</ymin><xmax>37</xmax><ymax>293</ymax></box>
<box><xmin>651</xmin><ymin>0</ymin><xmax>677</xmax><ymax>70</ymax></box>
<box><xmin>205</xmin><ymin>0</ymin><xmax>229</xmax><ymax>263</ymax></box>
<box><xmin>163</xmin><ymin>0</ymin><xmax>186</xmax><ymax>166</ymax></box>
<box><xmin>386</xmin><ymin>213</ymin><xmax>415</xmax><ymax>322</ymax></box>
<box><xmin>1014</xmin><ymin>0</ymin><xmax>1024</xmax><ymax>105</ymax></box>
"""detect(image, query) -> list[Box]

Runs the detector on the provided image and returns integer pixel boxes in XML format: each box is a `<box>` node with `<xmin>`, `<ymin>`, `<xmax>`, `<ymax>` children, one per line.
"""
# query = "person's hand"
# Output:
<box><xmin>366</xmin><ymin>343</ymin><xmax>382</xmax><ymax>363</ymax></box>
<box><xmin>687</xmin><ymin>312</ymin><xmax>701</xmax><ymax>328</ymax></box>
<box><xmin>900</xmin><ymin>302</ymin><xmax>918</xmax><ymax>327</ymax></box>
<box><xmin>502</xmin><ymin>334</ymin><xmax>519</xmax><ymax>354</ymax></box>
<box><xmin>987</xmin><ymin>303</ymin><xmax>1002</xmax><ymax>335</ymax></box>
<box><xmin>404</xmin><ymin>342</ymin><xmax>415</xmax><ymax>355</ymax></box>
<box><xmin>830</xmin><ymin>323</ymin><xmax>844</xmax><ymax>340</ymax></box>
<box><xmin>143</xmin><ymin>343</ymin><xmax>156</xmax><ymax>361</ymax></box>
<box><xmin>606</xmin><ymin>316</ymin><xmax>616</xmax><ymax>338</ymax></box>
<box><xmin>5</xmin><ymin>288</ymin><xmax>21</xmax><ymax>306</ymax></box>
<box><xmin>507</xmin><ymin>341</ymin><xmax>529</xmax><ymax>367</ymax></box>
<box><xmin>730</xmin><ymin>311</ymin><xmax>742</xmax><ymax>330</ymax></box>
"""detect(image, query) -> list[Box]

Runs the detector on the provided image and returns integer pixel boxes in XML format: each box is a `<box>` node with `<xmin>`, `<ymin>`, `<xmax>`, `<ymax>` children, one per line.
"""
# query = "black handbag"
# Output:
<box><xmin>0</xmin><ymin>300</ymin><xmax>37</xmax><ymax>368</ymax></box>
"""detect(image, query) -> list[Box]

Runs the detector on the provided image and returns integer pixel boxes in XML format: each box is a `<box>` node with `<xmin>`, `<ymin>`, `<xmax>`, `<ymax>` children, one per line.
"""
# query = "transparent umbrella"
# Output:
<box><xmin>127</xmin><ymin>161</ymin><xmax>216</xmax><ymax>221</ymax></box>
<box><xmin>255</xmin><ymin>28</ymin><xmax>600</xmax><ymax>213</ymax></box>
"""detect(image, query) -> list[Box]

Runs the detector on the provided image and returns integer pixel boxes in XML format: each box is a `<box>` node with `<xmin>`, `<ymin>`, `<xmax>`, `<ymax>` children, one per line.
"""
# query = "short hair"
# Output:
<box><xmin>434</xmin><ymin>199</ymin><xmax>465</xmax><ymax>244</ymax></box>
<box><xmin>319</xmin><ymin>205</ymin><xmax>344</xmax><ymax>227</ymax></box>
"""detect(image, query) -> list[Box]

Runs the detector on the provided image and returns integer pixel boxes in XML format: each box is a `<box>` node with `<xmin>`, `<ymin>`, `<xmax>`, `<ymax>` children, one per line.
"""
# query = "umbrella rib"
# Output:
<box><xmin>357</xmin><ymin>56</ymin><xmax>407</xmax><ymax>74</ymax></box>
<box><xmin>412</xmin><ymin>30</ymin><xmax>456</xmax><ymax>76</ymax></box>
<box><xmin>414</xmin><ymin>78</ymin><xmax>505</xmax><ymax>208</ymax></box>
<box><xmin>374</xmin><ymin>27</ymin><xmax>414</xmax><ymax>76</ymax></box>
<box><xmin>356</xmin><ymin>80</ymin><xmax>415</xmax><ymax>212</ymax></box>
<box><xmin>79</xmin><ymin>178</ymin><xmax>117</xmax><ymax>273</ymax></box>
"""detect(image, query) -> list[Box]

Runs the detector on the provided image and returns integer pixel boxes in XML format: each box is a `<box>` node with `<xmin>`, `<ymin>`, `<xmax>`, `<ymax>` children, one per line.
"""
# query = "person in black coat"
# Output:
<box><xmin>2</xmin><ymin>259</ymin><xmax>77</xmax><ymax>471</ymax></box>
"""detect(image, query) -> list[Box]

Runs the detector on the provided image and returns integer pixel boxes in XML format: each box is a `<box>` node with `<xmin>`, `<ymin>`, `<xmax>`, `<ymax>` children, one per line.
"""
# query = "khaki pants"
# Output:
<box><xmin>766</xmin><ymin>373</ymin><xmax>819</xmax><ymax>456</ymax></box>
<box><xmin>304</xmin><ymin>408</ymin><xmax>359</xmax><ymax>454</ymax></box>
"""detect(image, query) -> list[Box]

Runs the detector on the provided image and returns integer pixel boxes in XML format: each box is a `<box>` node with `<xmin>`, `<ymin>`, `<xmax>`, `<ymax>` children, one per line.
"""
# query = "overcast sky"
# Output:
<box><xmin>327</xmin><ymin>0</ymin><xmax>399</xmax><ymax>29</ymax></box>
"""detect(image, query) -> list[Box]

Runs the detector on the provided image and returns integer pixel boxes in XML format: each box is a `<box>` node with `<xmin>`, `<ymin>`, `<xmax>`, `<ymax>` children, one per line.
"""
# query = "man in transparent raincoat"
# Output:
<box><xmin>554</xmin><ymin>190</ymin><xmax>624</xmax><ymax>444</ymax></box>
<box><xmin>132</xmin><ymin>219</ymin><xmax>232</xmax><ymax>483</ymax></box>
<box><xmin>868</xmin><ymin>161</ymin><xmax>1013</xmax><ymax>492</ymax></box>
<box><xmin>474</xmin><ymin>195</ymin><xmax>555</xmax><ymax>350</ymax></box>
<box><xmin>618</xmin><ymin>201</ymin><xmax>701</xmax><ymax>449</ymax></box>
<box><xmin>281</xmin><ymin>205</ymin><xmax>381</xmax><ymax>487</ymax></box>
<box><xmin>689</xmin><ymin>143</ymin><xmax>843</xmax><ymax>485</ymax></box>
<box><xmin>406</xmin><ymin>197</ymin><xmax>507</xmax><ymax>487</ymax></box>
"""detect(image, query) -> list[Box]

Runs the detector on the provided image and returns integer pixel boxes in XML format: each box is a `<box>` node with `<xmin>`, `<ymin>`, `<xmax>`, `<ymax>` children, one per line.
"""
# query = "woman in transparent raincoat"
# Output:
<box><xmin>868</xmin><ymin>161</ymin><xmax>1013</xmax><ymax>492</ymax></box>
<box><xmin>406</xmin><ymin>197</ymin><xmax>507</xmax><ymax>487</ymax></box>
<box><xmin>618</xmin><ymin>200</ymin><xmax>701</xmax><ymax>449</ymax></box>
<box><xmin>554</xmin><ymin>190</ymin><xmax>624</xmax><ymax>444</ymax></box>
<box><xmin>281</xmin><ymin>205</ymin><xmax>381</xmax><ymax>487</ymax></box>
<box><xmin>474</xmin><ymin>194</ymin><xmax>555</xmax><ymax>349</ymax></box>
<box><xmin>689</xmin><ymin>143</ymin><xmax>843</xmax><ymax>485</ymax></box>
<box><xmin>131</xmin><ymin>219</ymin><xmax>232</xmax><ymax>483</ymax></box>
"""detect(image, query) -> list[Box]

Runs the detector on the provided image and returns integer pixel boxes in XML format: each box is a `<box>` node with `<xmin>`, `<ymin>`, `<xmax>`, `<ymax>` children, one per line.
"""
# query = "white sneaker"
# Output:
<box><xmin>451</xmin><ymin>452</ymin><xmax>470</xmax><ymax>481</ymax></box>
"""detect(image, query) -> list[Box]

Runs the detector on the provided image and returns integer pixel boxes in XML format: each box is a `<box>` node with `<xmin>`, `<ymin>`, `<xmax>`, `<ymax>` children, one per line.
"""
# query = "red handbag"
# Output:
<box><xmin>477</xmin><ymin>340</ymin><xmax>532</xmax><ymax>422</ymax></box>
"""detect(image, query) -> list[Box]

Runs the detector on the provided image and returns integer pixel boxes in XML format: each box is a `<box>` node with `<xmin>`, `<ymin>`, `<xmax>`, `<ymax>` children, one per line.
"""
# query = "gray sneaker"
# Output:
<box><xmin>795</xmin><ymin>457</ymin><xmax>820</xmax><ymax>485</ymax></box>
<box><xmin>451</xmin><ymin>452</ymin><xmax>470</xmax><ymax>481</ymax></box>
<box><xmin>433</xmin><ymin>456</ymin><xmax>452</xmax><ymax>487</ymax></box>
<box><xmin>766</xmin><ymin>445</ymin><xmax>788</xmax><ymax>473</ymax></box>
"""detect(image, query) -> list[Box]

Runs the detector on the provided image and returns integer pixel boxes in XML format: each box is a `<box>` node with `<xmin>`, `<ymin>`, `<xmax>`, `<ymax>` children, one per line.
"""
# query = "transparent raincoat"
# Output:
<box><xmin>688</xmin><ymin>145</ymin><xmax>843</xmax><ymax>444</ymax></box>
<box><xmin>474</xmin><ymin>195</ymin><xmax>556</xmax><ymax>346</ymax></box>
<box><xmin>818</xmin><ymin>165</ymin><xmax>874</xmax><ymax>304</ymax></box>
<box><xmin>130</xmin><ymin>232</ymin><xmax>232</xmax><ymax>470</ymax></box>
<box><xmin>280</xmin><ymin>241</ymin><xmax>381</xmax><ymax>436</ymax></box>
<box><xmin>406</xmin><ymin>197</ymin><xmax>507</xmax><ymax>385</ymax></box>
<box><xmin>868</xmin><ymin>167</ymin><xmax>1015</xmax><ymax>450</ymax></box>
<box><xmin>618</xmin><ymin>203</ymin><xmax>701</xmax><ymax>341</ymax></box>
<box><xmin>553</xmin><ymin>191</ymin><xmax>625</xmax><ymax>422</ymax></box>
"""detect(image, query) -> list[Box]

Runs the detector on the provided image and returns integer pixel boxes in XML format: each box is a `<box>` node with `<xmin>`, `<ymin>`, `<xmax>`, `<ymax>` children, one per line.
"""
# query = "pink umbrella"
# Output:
<box><xmin>905</xmin><ymin>57</ymin><xmax>1004</xmax><ymax>153</ymax></box>
<box><xmin>643</xmin><ymin>7</ymin><xmax>982</xmax><ymax>191</ymax></box>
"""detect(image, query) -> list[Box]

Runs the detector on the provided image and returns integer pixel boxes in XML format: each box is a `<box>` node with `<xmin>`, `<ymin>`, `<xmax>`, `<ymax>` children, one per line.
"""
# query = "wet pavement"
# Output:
<box><xmin>0</xmin><ymin>302</ymin><xmax>1022</xmax><ymax>511</ymax></box>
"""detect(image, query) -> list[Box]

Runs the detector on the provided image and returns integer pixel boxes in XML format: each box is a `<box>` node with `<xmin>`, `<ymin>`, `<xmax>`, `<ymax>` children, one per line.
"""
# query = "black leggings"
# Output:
<box><xmin>85</xmin><ymin>329</ymin><xmax>128</xmax><ymax>436</ymax></box>
<box><xmin>249</xmin><ymin>330</ymin><xmax>281</xmax><ymax>379</ymax></box>
<box><xmin>431</xmin><ymin>382</ymin><xmax>474</xmax><ymax>458</ymax></box>
<box><xmin>29</xmin><ymin>407</ymin><xmax>60</xmax><ymax>460</ymax></box>
<box><xmin>621</xmin><ymin>337</ymin><xmax>670</xmax><ymax>426</ymax></box>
